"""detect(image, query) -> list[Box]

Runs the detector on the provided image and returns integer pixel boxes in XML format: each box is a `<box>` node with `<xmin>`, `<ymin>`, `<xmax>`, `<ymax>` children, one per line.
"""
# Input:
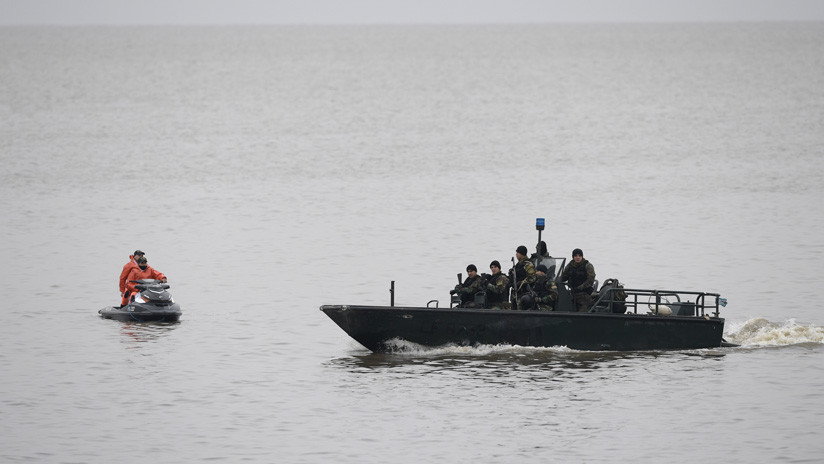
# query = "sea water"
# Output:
<box><xmin>1</xmin><ymin>23</ymin><xmax>823</xmax><ymax>463</ymax></box>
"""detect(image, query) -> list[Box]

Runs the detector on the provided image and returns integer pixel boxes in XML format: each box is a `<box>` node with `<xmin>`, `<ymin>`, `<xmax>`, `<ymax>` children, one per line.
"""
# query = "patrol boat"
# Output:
<box><xmin>320</xmin><ymin>219</ymin><xmax>731</xmax><ymax>352</ymax></box>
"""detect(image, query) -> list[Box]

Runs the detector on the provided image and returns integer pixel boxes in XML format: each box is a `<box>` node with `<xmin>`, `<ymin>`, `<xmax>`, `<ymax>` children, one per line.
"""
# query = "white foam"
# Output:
<box><xmin>725</xmin><ymin>317</ymin><xmax>824</xmax><ymax>347</ymax></box>
<box><xmin>381</xmin><ymin>338</ymin><xmax>574</xmax><ymax>356</ymax></box>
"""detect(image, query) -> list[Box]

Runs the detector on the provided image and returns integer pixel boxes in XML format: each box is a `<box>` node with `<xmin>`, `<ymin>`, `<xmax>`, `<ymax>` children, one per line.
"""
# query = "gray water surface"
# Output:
<box><xmin>1</xmin><ymin>24</ymin><xmax>823</xmax><ymax>463</ymax></box>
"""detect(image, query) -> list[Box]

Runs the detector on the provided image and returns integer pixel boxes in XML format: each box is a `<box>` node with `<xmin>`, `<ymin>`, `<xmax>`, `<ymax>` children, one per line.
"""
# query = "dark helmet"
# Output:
<box><xmin>519</xmin><ymin>294</ymin><xmax>535</xmax><ymax>310</ymax></box>
<box><xmin>466</xmin><ymin>264</ymin><xmax>477</xmax><ymax>272</ymax></box>
<box><xmin>490</xmin><ymin>260</ymin><xmax>501</xmax><ymax>269</ymax></box>
<box><xmin>572</xmin><ymin>248</ymin><xmax>584</xmax><ymax>257</ymax></box>
<box><xmin>516</xmin><ymin>245</ymin><xmax>528</xmax><ymax>256</ymax></box>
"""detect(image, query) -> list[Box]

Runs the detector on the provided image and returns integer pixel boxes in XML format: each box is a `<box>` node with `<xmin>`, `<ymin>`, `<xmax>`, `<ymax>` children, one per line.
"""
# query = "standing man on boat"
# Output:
<box><xmin>562</xmin><ymin>248</ymin><xmax>596</xmax><ymax>312</ymax></box>
<box><xmin>484</xmin><ymin>260</ymin><xmax>510</xmax><ymax>309</ymax></box>
<box><xmin>531</xmin><ymin>241</ymin><xmax>557</xmax><ymax>279</ymax></box>
<box><xmin>510</xmin><ymin>245</ymin><xmax>537</xmax><ymax>310</ymax></box>
<box><xmin>531</xmin><ymin>241</ymin><xmax>551</xmax><ymax>264</ymax></box>
<box><xmin>534</xmin><ymin>265</ymin><xmax>559</xmax><ymax>311</ymax></box>
<box><xmin>450</xmin><ymin>264</ymin><xmax>484</xmax><ymax>308</ymax></box>
<box><xmin>119</xmin><ymin>249</ymin><xmax>144</xmax><ymax>306</ymax></box>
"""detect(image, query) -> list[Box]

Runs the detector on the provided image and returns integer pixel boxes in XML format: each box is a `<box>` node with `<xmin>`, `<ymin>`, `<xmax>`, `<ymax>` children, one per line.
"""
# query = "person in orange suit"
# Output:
<box><xmin>119</xmin><ymin>250</ymin><xmax>144</xmax><ymax>302</ymax></box>
<box><xmin>122</xmin><ymin>256</ymin><xmax>167</xmax><ymax>306</ymax></box>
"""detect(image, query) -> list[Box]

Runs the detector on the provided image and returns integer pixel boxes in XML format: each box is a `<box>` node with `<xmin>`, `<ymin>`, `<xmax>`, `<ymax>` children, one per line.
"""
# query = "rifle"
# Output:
<box><xmin>450</xmin><ymin>273</ymin><xmax>464</xmax><ymax>307</ymax></box>
<box><xmin>449</xmin><ymin>273</ymin><xmax>463</xmax><ymax>295</ymax></box>
<box><xmin>510</xmin><ymin>257</ymin><xmax>518</xmax><ymax>308</ymax></box>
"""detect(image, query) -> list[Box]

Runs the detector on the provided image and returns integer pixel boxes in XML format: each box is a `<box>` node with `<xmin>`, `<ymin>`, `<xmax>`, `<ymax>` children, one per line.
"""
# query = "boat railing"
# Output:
<box><xmin>590</xmin><ymin>287</ymin><xmax>722</xmax><ymax>318</ymax></box>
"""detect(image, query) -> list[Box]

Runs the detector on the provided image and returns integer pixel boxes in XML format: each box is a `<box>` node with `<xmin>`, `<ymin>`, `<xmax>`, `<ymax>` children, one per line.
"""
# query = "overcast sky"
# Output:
<box><xmin>1</xmin><ymin>0</ymin><xmax>823</xmax><ymax>25</ymax></box>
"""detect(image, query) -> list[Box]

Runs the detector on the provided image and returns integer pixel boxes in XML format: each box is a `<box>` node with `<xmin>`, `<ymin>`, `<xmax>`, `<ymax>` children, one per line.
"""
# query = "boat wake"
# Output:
<box><xmin>381</xmin><ymin>338</ymin><xmax>576</xmax><ymax>356</ymax></box>
<box><xmin>724</xmin><ymin>318</ymin><xmax>824</xmax><ymax>347</ymax></box>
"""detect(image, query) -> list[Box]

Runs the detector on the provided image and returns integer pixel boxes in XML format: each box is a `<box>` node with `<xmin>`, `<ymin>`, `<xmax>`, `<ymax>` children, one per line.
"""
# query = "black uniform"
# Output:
<box><xmin>562</xmin><ymin>258</ymin><xmax>596</xmax><ymax>312</ymax></box>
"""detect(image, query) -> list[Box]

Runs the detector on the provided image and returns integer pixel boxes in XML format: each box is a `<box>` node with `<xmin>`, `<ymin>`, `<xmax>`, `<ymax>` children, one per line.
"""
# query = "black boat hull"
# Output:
<box><xmin>320</xmin><ymin>305</ymin><xmax>725</xmax><ymax>352</ymax></box>
<box><xmin>99</xmin><ymin>304</ymin><xmax>182</xmax><ymax>323</ymax></box>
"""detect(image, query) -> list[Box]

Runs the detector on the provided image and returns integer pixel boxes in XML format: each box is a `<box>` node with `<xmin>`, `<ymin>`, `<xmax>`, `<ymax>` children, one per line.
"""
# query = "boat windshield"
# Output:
<box><xmin>535</xmin><ymin>256</ymin><xmax>565</xmax><ymax>280</ymax></box>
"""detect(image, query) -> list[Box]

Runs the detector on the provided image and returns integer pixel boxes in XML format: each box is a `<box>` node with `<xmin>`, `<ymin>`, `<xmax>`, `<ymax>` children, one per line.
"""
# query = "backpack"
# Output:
<box><xmin>601</xmin><ymin>278</ymin><xmax>628</xmax><ymax>313</ymax></box>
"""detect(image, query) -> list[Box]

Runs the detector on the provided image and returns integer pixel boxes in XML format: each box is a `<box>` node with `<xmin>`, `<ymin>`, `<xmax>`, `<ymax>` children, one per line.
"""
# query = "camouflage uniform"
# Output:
<box><xmin>484</xmin><ymin>271</ymin><xmax>510</xmax><ymax>310</ymax></box>
<box><xmin>562</xmin><ymin>258</ymin><xmax>596</xmax><ymax>312</ymax></box>
<box><xmin>533</xmin><ymin>274</ymin><xmax>559</xmax><ymax>311</ymax></box>
<box><xmin>510</xmin><ymin>256</ymin><xmax>536</xmax><ymax>309</ymax></box>
<box><xmin>454</xmin><ymin>274</ymin><xmax>484</xmax><ymax>308</ymax></box>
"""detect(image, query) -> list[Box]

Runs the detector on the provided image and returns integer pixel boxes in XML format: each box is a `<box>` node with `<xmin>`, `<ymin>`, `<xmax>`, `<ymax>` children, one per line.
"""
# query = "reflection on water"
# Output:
<box><xmin>118</xmin><ymin>321</ymin><xmax>180</xmax><ymax>347</ymax></box>
<box><xmin>324</xmin><ymin>345</ymin><xmax>731</xmax><ymax>398</ymax></box>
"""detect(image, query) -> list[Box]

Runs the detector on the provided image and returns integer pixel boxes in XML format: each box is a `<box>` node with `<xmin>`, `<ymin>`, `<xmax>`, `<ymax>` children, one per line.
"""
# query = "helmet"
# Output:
<box><xmin>519</xmin><ymin>294</ymin><xmax>535</xmax><ymax>310</ymax></box>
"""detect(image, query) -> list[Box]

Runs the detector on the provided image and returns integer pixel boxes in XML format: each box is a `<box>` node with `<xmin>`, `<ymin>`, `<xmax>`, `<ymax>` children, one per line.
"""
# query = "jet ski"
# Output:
<box><xmin>99</xmin><ymin>279</ymin><xmax>182</xmax><ymax>322</ymax></box>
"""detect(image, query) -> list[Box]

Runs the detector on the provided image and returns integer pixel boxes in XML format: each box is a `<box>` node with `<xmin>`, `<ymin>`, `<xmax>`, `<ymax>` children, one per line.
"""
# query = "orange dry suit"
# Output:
<box><xmin>119</xmin><ymin>255</ymin><xmax>140</xmax><ymax>295</ymax></box>
<box><xmin>122</xmin><ymin>266</ymin><xmax>167</xmax><ymax>305</ymax></box>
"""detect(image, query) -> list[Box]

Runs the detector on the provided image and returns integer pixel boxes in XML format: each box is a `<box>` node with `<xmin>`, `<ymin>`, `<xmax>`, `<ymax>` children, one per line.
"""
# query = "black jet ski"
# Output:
<box><xmin>99</xmin><ymin>279</ymin><xmax>182</xmax><ymax>322</ymax></box>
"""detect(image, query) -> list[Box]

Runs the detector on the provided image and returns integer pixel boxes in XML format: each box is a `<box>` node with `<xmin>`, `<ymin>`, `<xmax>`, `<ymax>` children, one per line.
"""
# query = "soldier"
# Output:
<box><xmin>484</xmin><ymin>260</ymin><xmax>510</xmax><ymax>310</ymax></box>
<box><xmin>450</xmin><ymin>264</ymin><xmax>484</xmax><ymax>308</ymax></box>
<box><xmin>534</xmin><ymin>264</ymin><xmax>559</xmax><ymax>311</ymax></box>
<box><xmin>510</xmin><ymin>245</ymin><xmax>536</xmax><ymax>310</ymax></box>
<box><xmin>561</xmin><ymin>248</ymin><xmax>596</xmax><ymax>312</ymax></box>
<box><xmin>530</xmin><ymin>241</ymin><xmax>557</xmax><ymax>279</ymax></box>
<box><xmin>530</xmin><ymin>241</ymin><xmax>551</xmax><ymax>264</ymax></box>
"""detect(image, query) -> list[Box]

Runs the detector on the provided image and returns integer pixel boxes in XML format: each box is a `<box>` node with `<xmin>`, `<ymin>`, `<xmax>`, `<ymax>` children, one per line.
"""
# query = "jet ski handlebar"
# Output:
<box><xmin>129</xmin><ymin>279</ymin><xmax>170</xmax><ymax>290</ymax></box>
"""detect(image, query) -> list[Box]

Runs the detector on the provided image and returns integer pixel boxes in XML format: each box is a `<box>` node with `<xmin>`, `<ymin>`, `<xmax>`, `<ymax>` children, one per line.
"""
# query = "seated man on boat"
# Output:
<box><xmin>483</xmin><ymin>260</ymin><xmax>511</xmax><ymax>309</ymax></box>
<box><xmin>510</xmin><ymin>245</ymin><xmax>536</xmax><ymax>310</ymax></box>
<box><xmin>533</xmin><ymin>264</ymin><xmax>559</xmax><ymax>311</ymax></box>
<box><xmin>450</xmin><ymin>264</ymin><xmax>484</xmax><ymax>308</ymax></box>
<box><xmin>122</xmin><ymin>256</ymin><xmax>167</xmax><ymax>306</ymax></box>
<box><xmin>561</xmin><ymin>248</ymin><xmax>596</xmax><ymax>312</ymax></box>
